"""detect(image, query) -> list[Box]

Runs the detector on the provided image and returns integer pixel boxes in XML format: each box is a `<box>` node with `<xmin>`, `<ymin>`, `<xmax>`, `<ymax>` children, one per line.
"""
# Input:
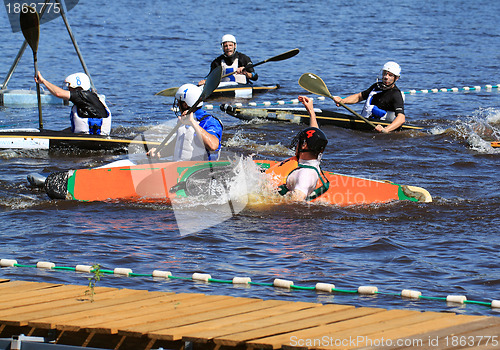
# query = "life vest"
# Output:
<box><xmin>173</xmin><ymin>113</ymin><xmax>223</xmax><ymax>161</ymax></box>
<box><xmin>361</xmin><ymin>90</ymin><xmax>393</xmax><ymax>122</ymax></box>
<box><xmin>269</xmin><ymin>157</ymin><xmax>330</xmax><ymax>201</ymax></box>
<box><xmin>361</xmin><ymin>89</ymin><xmax>405</xmax><ymax>122</ymax></box>
<box><xmin>173</xmin><ymin>124</ymin><xmax>208</xmax><ymax>161</ymax></box>
<box><xmin>221</xmin><ymin>57</ymin><xmax>247</xmax><ymax>84</ymax></box>
<box><xmin>70</xmin><ymin>93</ymin><xmax>111</xmax><ymax>135</ymax></box>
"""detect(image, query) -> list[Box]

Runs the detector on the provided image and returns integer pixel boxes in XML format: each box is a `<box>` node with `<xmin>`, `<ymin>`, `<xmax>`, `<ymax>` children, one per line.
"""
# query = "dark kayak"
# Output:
<box><xmin>220</xmin><ymin>104</ymin><xmax>424</xmax><ymax>131</ymax></box>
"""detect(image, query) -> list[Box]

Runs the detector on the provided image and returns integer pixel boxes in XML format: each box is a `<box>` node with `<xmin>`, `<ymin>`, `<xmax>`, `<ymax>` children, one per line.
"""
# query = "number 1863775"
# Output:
<box><xmin>6</xmin><ymin>2</ymin><xmax>60</xmax><ymax>14</ymax></box>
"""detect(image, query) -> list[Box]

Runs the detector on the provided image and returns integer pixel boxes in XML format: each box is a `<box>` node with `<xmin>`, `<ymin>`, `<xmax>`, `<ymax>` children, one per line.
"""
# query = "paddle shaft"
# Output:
<box><xmin>155</xmin><ymin>66</ymin><xmax>222</xmax><ymax>154</ymax></box>
<box><xmin>20</xmin><ymin>5</ymin><xmax>43</xmax><ymax>129</ymax></box>
<box><xmin>154</xmin><ymin>94</ymin><xmax>205</xmax><ymax>152</ymax></box>
<box><xmin>221</xmin><ymin>48</ymin><xmax>299</xmax><ymax>79</ymax></box>
<box><xmin>33</xmin><ymin>53</ymin><xmax>43</xmax><ymax>129</ymax></box>
<box><xmin>336</xmin><ymin>99</ymin><xmax>376</xmax><ymax>129</ymax></box>
<box><xmin>299</xmin><ymin>72</ymin><xmax>376</xmax><ymax>129</ymax></box>
<box><xmin>156</xmin><ymin>94</ymin><xmax>204</xmax><ymax>153</ymax></box>
<box><xmin>156</xmin><ymin>48</ymin><xmax>299</xmax><ymax>96</ymax></box>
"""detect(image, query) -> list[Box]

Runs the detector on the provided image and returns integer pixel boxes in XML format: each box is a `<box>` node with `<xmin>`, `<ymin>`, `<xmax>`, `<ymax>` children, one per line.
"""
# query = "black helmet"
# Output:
<box><xmin>290</xmin><ymin>127</ymin><xmax>328</xmax><ymax>156</ymax></box>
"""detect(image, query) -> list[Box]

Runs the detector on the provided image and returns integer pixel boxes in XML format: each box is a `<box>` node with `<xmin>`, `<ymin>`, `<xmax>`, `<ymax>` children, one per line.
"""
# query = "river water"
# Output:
<box><xmin>0</xmin><ymin>0</ymin><xmax>499</xmax><ymax>317</ymax></box>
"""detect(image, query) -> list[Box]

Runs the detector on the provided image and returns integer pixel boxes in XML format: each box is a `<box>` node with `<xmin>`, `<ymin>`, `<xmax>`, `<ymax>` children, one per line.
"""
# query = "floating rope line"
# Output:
<box><xmin>403</xmin><ymin>84</ymin><xmax>499</xmax><ymax>95</ymax></box>
<box><xmin>1</xmin><ymin>258</ymin><xmax>497</xmax><ymax>309</ymax></box>
<box><xmin>204</xmin><ymin>97</ymin><xmax>326</xmax><ymax>110</ymax></box>
<box><xmin>206</xmin><ymin>84</ymin><xmax>499</xmax><ymax>110</ymax></box>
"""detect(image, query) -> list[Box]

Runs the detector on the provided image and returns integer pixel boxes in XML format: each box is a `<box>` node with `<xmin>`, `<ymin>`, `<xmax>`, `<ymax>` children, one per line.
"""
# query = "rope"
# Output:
<box><xmin>404</xmin><ymin>84</ymin><xmax>499</xmax><ymax>95</ymax></box>
<box><xmin>205</xmin><ymin>84</ymin><xmax>500</xmax><ymax>110</ymax></box>
<box><xmin>1</xmin><ymin>258</ymin><xmax>498</xmax><ymax>310</ymax></box>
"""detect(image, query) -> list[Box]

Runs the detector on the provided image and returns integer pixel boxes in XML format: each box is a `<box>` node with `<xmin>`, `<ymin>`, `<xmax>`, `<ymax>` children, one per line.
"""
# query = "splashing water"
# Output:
<box><xmin>224</xmin><ymin>130</ymin><xmax>293</xmax><ymax>156</ymax></box>
<box><xmin>451</xmin><ymin>108</ymin><xmax>500</xmax><ymax>154</ymax></box>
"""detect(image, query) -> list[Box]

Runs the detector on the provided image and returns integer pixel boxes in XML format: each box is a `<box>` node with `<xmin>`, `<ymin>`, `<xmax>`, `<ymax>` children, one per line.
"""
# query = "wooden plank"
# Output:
<box><xmin>28</xmin><ymin>289</ymin><xmax>158</xmax><ymax>330</ymax></box>
<box><xmin>0</xmin><ymin>286</ymin><xmax>120</xmax><ymax>319</ymax></box>
<box><xmin>0</xmin><ymin>281</ymin><xmax>56</xmax><ymax>294</ymax></box>
<box><xmin>246</xmin><ymin>309</ymin><xmax>413</xmax><ymax>349</ymax></box>
<box><xmin>0</xmin><ymin>285</ymin><xmax>121</xmax><ymax>326</ymax></box>
<box><xmin>161</xmin><ymin>300</ymin><xmax>319</xmax><ymax>342</ymax></box>
<box><xmin>0</xmin><ymin>284</ymin><xmax>88</xmax><ymax>308</ymax></box>
<box><xmin>457</xmin><ymin>322</ymin><xmax>500</xmax><ymax>350</ymax></box>
<box><xmin>0</xmin><ymin>279</ymin><xmax>10</xmax><ymax>283</ymax></box>
<box><xmin>217</xmin><ymin>307</ymin><xmax>384</xmax><ymax>348</ymax></box>
<box><xmin>0</xmin><ymin>283</ymin><xmax>82</xmax><ymax>301</ymax></box>
<box><xmin>147</xmin><ymin>298</ymin><xmax>285</xmax><ymax>341</ymax></box>
<box><xmin>0</xmin><ymin>281</ymin><xmax>496</xmax><ymax>350</ymax></box>
<box><xmin>353</xmin><ymin>314</ymin><xmax>489</xmax><ymax>350</ymax></box>
<box><xmin>119</xmin><ymin>297</ymin><xmax>264</xmax><ymax>338</ymax></box>
<box><xmin>56</xmin><ymin>292</ymin><xmax>214</xmax><ymax>331</ymax></box>
<box><xmin>310</xmin><ymin>311</ymin><xmax>456</xmax><ymax>350</ymax></box>
<box><xmin>0</xmin><ymin>280</ymin><xmax>35</xmax><ymax>290</ymax></box>
<box><xmin>77</xmin><ymin>292</ymin><xmax>208</xmax><ymax>332</ymax></box>
<box><xmin>54</xmin><ymin>291</ymin><xmax>170</xmax><ymax>331</ymax></box>
<box><xmin>184</xmin><ymin>303</ymin><xmax>353</xmax><ymax>344</ymax></box>
<box><xmin>374</xmin><ymin>316</ymin><xmax>500</xmax><ymax>350</ymax></box>
<box><xmin>84</xmin><ymin>294</ymin><xmax>232</xmax><ymax>335</ymax></box>
<box><xmin>25</xmin><ymin>288</ymin><xmax>148</xmax><ymax>328</ymax></box>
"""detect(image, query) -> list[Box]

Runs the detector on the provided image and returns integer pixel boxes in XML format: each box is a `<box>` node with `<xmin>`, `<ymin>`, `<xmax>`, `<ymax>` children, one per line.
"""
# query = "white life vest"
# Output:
<box><xmin>173</xmin><ymin>124</ymin><xmax>208</xmax><ymax>161</ymax></box>
<box><xmin>221</xmin><ymin>57</ymin><xmax>247</xmax><ymax>84</ymax></box>
<box><xmin>70</xmin><ymin>94</ymin><xmax>112</xmax><ymax>135</ymax></box>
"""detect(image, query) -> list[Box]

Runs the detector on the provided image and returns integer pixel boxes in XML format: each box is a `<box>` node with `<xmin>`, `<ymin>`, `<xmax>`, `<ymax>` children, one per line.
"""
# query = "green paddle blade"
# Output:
<box><xmin>299</xmin><ymin>72</ymin><xmax>376</xmax><ymax>129</ymax></box>
<box><xmin>298</xmin><ymin>73</ymin><xmax>333</xmax><ymax>99</ymax></box>
<box><xmin>20</xmin><ymin>6</ymin><xmax>40</xmax><ymax>53</ymax></box>
<box><xmin>155</xmin><ymin>87</ymin><xmax>178</xmax><ymax>97</ymax></box>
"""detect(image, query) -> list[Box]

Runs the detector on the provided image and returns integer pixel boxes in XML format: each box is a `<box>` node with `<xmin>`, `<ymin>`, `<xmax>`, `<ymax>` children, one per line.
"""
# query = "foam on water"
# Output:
<box><xmin>224</xmin><ymin>130</ymin><xmax>293</xmax><ymax>156</ymax></box>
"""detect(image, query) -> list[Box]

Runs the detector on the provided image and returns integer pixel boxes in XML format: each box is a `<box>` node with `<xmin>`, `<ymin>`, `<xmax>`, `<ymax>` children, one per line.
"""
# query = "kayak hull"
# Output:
<box><xmin>210</xmin><ymin>82</ymin><xmax>279</xmax><ymax>99</ymax></box>
<box><xmin>0</xmin><ymin>129</ymin><xmax>160</xmax><ymax>152</ymax></box>
<box><xmin>221</xmin><ymin>105</ymin><xmax>424</xmax><ymax>131</ymax></box>
<box><xmin>44</xmin><ymin>159</ymin><xmax>432</xmax><ymax>205</ymax></box>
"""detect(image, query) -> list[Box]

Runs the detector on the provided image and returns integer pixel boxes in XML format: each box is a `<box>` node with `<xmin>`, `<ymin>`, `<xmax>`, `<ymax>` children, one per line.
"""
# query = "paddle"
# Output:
<box><xmin>298</xmin><ymin>72</ymin><xmax>377</xmax><ymax>129</ymax></box>
<box><xmin>152</xmin><ymin>65</ymin><xmax>222</xmax><ymax>156</ymax></box>
<box><xmin>155</xmin><ymin>48</ymin><xmax>300</xmax><ymax>96</ymax></box>
<box><xmin>20</xmin><ymin>5</ymin><xmax>43</xmax><ymax>130</ymax></box>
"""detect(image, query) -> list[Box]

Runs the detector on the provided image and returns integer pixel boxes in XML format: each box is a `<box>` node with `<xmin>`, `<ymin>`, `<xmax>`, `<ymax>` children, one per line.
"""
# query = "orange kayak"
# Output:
<box><xmin>44</xmin><ymin>159</ymin><xmax>432</xmax><ymax>205</ymax></box>
<box><xmin>491</xmin><ymin>142</ymin><xmax>499</xmax><ymax>148</ymax></box>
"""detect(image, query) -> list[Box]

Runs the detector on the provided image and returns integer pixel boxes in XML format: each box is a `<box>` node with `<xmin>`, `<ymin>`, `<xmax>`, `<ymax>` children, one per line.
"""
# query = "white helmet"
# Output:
<box><xmin>382</xmin><ymin>61</ymin><xmax>401</xmax><ymax>77</ymax></box>
<box><xmin>175</xmin><ymin>83</ymin><xmax>203</xmax><ymax>108</ymax></box>
<box><xmin>64</xmin><ymin>72</ymin><xmax>91</xmax><ymax>91</ymax></box>
<box><xmin>221</xmin><ymin>34</ymin><xmax>237</xmax><ymax>50</ymax></box>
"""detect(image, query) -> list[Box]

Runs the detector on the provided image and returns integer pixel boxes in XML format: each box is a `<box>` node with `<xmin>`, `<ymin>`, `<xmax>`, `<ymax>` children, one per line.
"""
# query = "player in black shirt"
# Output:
<box><xmin>198</xmin><ymin>34</ymin><xmax>258</xmax><ymax>86</ymax></box>
<box><xmin>35</xmin><ymin>72</ymin><xmax>111</xmax><ymax>135</ymax></box>
<box><xmin>332</xmin><ymin>61</ymin><xmax>405</xmax><ymax>133</ymax></box>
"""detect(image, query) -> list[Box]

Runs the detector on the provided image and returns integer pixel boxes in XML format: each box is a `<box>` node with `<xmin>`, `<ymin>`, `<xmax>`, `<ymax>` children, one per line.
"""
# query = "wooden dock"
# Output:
<box><xmin>0</xmin><ymin>279</ymin><xmax>499</xmax><ymax>350</ymax></box>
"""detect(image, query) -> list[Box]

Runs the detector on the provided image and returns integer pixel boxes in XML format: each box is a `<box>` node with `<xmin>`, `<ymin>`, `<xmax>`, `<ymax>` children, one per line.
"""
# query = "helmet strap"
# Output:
<box><xmin>377</xmin><ymin>72</ymin><xmax>398</xmax><ymax>90</ymax></box>
<box><xmin>173</xmin><ymin>99</ymin><xmax>187</xmax><ymax>118</ymax></box>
